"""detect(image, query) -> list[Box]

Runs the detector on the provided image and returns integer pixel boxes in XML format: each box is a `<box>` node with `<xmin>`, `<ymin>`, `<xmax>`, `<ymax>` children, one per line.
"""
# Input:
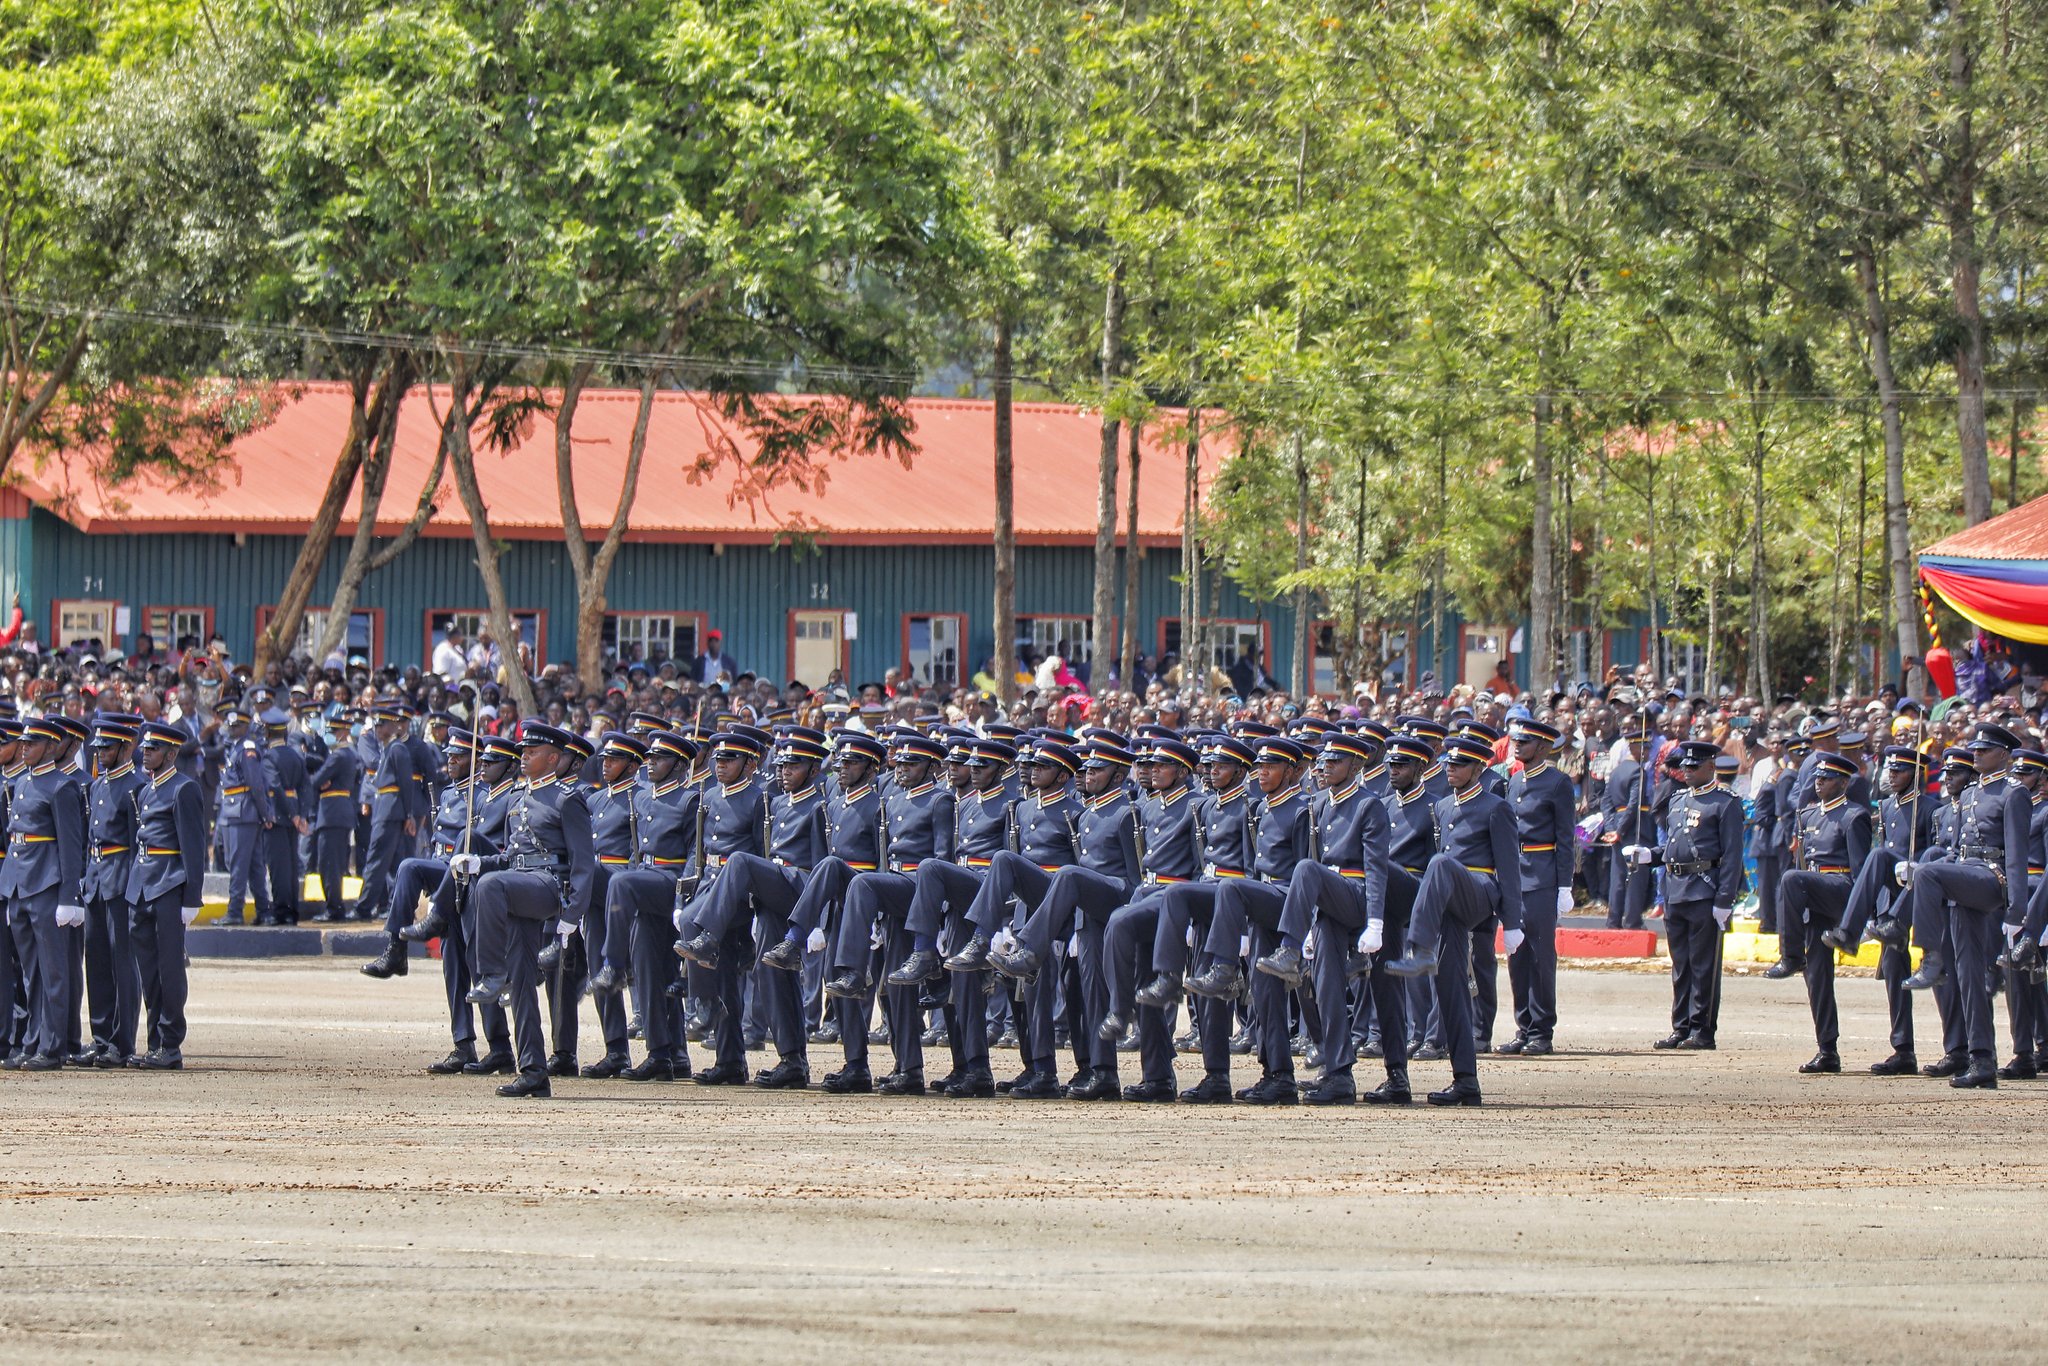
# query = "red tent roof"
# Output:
<box><xmin>12</xmin><ymin>381</ymin><xmax>1227</xmax><ymax>547</ymax></box>
<box><xmin>1920</xmin><ymin>494</ymin><xmax>2048</xmax><ymax>563</ymax></box>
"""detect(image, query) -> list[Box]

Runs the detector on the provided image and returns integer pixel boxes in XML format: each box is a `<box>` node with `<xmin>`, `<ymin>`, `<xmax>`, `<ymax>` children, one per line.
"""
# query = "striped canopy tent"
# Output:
<box><xmin>1919</xmin><ymin>495</ymin><xmax>2048</xmax><ymax>645</ymax></box>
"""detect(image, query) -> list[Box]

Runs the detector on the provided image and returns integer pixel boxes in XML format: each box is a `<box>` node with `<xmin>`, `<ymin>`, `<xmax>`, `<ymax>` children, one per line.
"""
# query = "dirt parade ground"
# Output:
<box><xmin>1</xmin><ymin>963</ymin><xmax>2045</xmax><ymax>1363</ymax></box>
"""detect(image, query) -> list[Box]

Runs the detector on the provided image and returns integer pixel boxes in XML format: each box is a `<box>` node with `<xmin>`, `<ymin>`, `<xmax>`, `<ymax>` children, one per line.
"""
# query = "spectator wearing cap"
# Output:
<box><xmin>123</xmin><ymin>720</ymin><xmax>208</xmax><ymax>1068</ymax></box>
<box><xmin>1777</xmin><ymin>751</ymin><xmax>1873</xmax><ymax>1074</ymax></box>
<box><xmin>3</xmin><ymin>716</ymin><xmax>89</xmax><ymax>1070</ymax></box>
<box><xmin>695</xmin><ymin>630</ymin><xmax>739</xmax><ymax>686</ymax></box>
<box><xmin>305</xmin><ymin>713</ymin><xmax>364</xmax><ymax>922</ymax></box>
<box><xmin>462</xmin><ymin>722</ymin><xmax>599</xmax><ymax>1098</ymax></box>
<box><xmin>82</xmin><ymin>719</ymin><xmax>143</xmax><ymax>1066</ymax></box>
<box><xmin>1502</xmin><ymin>717</ymin><xmax>1576</xmax><ymax>1057</ymax></box>
<box><xmin>1382</xmin><ymin>733</ymin><xmax>1528</xmax><ymax>1105</ymax></box>
<box><xmin>354</xmin><ymin>706</ymin><xmax>422</xmax><ymax>932</ymax></box>
<box><xmin>212</xmin><ymin>706</ymin><xmax>277</xmax><ymax>926</ymax></box>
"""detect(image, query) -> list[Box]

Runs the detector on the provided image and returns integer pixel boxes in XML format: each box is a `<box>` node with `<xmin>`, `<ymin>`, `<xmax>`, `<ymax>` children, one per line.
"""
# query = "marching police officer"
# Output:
<box><xmin>126</xmin><ymin>721</ymin><xmax>208</xmax><ymax>1069</ymax></box>
<box><xmin>354</xmin><ymin>706</ymin><xmax>422</xmax><ymax>927</ymax></box>
<box><xmin>306</xmin><ymin>713</ymin><xmax>363</xmax><ymax>921</ymax></box>
<box><xmin>1503</xmin><ymin>717</ymin><xmax>1576</xmax><ymax>1056</ymax></box>
<box><xmin>1777</xmin><ymin>751</ymin><xmax>1871</xmax><ymax>1073</ymax></box>
<box><xmin>261</xmin><ymin>714</ymin><xmax>308</xmax><ymax>924</ymax></box>
<box><xmin>671</xmin><ymin>725</ymin><xmax>772</xmax><ymax>1087</ymax></box>
<box><xmin>2</xmin><ymin>717</ymin><xmax>88</xmax><ymax>1071</ymax></box>
<box><xmin>81</xmin><ymin>719</ymin><xmax>143</xmax><ymax>1067</ymax></box>
<box><xmin>213</xmin><ymin>706</ymin><xmax>275</xmax><ymax>926</ymax></box>
<box><xmin>589</xmin><ymin>731</ymin><xmax>699</xmax><ymax>1081</ymax></box>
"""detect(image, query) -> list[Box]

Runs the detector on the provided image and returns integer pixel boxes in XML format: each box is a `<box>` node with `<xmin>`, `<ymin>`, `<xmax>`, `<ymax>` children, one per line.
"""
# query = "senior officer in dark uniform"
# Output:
<box><xmin>569</xmin><ymin>731</ymin><xmax>654</xmax><ymax>1079</ymax></box>
<box><xmin>1246</xmin><ymin>730</ymin><xmax>1391</xmax><ymax>1106</ymax></box>
<box><xmin>354</xmin><ymin>705</ymin><xmax>422</xmax><ymax>930</ymax></box>
<box><xmin>676</xmin><ymin>728</ymin><xmax>828</xmax><ymax>1089</ymax></box>
<box><xmin>1628</xmin><ymin>738</ymin><xmax>1746</xmax><ymax>1052</ymax></box>
<box><xmin>1383</xmin><ymin>734</ymin><xmax>1527</xmax><ymax>1105</ymax></box>
<box><xmin>3</xmin><ymin>717</ymin><xmax>88</xmax><ymax>1071</ymax></box>
<box><xmin>1901</xmin><ymin>721</ymin><xmax>2029</xmax><ymax>1090</ymax></box>
<box><xmin>1776</xmin><ymin>751</ymin><xmax>1872</xmax><ymax>1074</ymax></box>
<box><xmin>1997</xmin><ymin>750</ymin><xmax>2048</xmax><ymax>1079</ymax></box>
<box><xmin>1600</xmin><ymin>716</ymin><xmax>1657</xmax><ymax>931</ymax></box>
<box><xmin>1354</xmin><ymin>733</ymin><xmax>1443</xmax><ymax>1102</ymax></box>
<box><xmin>81</xmin><ymin>719</ymin><xmax>143</xmax><ymax>1067</ymax></box>
<box><xmin>125</xmin><ymin>721</ymin><xmax>207</xmax><ymax>1069</ymax></box>
<box><xmin>361</xmin><ymin>726</ymin><xmax>487</xmax><ymax>980</ymax></box>
<box><xmin>307</xmin><ymin>713</ymin><xmax>364</xmax><ymax>921</ymax></box>
<box><xmin>261</xmin><ymin>714</ymin><xmax>309</xmax><ymax>924</ymax></box>
<box><xmin>669</xmin><ymin>726</ymin><xmax>771</xmax><ymax>1087</ymax></box>
<box><xmin>1502</xmin><ymin>717</ymin><xmax>1576</xmax><ymax>1056</ymax></box>
<box><xmin>213</xmin><ymin>706</ymin><xmax>275</xmax><ymax>926</ymax></box>
<box><xmin>1821</xmin><ymin>747</ymin><xmax>1938</xmax><ymax>1075</ymax></box>
<box><xmin>463</xmin><ymin>722</ymin><xmax>597</xmax><ymax>1099</ymax></box>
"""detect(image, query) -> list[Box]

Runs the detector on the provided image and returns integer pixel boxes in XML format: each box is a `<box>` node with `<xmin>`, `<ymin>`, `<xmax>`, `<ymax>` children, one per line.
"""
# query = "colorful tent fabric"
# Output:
<box><xmin>1918</xmin><ymin>495</ymin><xmax>2048</xmax><ymax>645</ymax></box>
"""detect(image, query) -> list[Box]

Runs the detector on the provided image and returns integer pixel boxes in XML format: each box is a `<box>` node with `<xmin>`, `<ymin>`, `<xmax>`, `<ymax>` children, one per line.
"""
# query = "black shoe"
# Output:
<box><xmin>1238</xmin><ymin>1073</ymin><xmax>1298</xmax><ymax>1106</ymax></box>
<box><xmin>1951</xmin><ymin>1064</ymin><xmax>1998</xmax><ymax>1089</ymax></box>
<box><xmin>1254</xmin><ymin>944</ymin><xmax>1306</xmax><ymax>985</ymax></box>
<box><xmin>580</xmin><ymin>1051</ymin><xmax>630</xmax><ymax>1079</ymax></box>
<box><xmin>990</xmin><ymin>946</ymin><xmax>1040</xmax><ymax>982</ymax></box>
<box><xmin>1522</xmin><ymin>1037</ymin><xmax>1554</xmax><ymax>1056</ymax></box>
<box><xmin>1303</xmin><ymin>1074</ymin><xmax>1356</xmax><ymax>1105</ymax></box>
<box><xmin>1496</xmin><ymin>1033</ymin><xmax>1527</xmax><ymax>1055</ymax></box>
<box><xmin>1819</xmin><ymin>926</ymin><xmax>1858</xmax><ymax>953</ymax></box>
<box><xmin>1868</xmin><ymin>915</ymin><xmax>1907</xmax><ymax>947</ymax></box>
<box><xmin>821</xmin><ymin>1063</ymin><xmax>873</xmax><ymax>1094</ymax></box>
<box><xmin>822</xmin><ymin>969</ymin><xmax>868</xmax><ymax>1000</ymax></box>
<box><xmin>22</xmin><ymin>1052</ymin><xmax>64</xmax><ymax>1071</ymax></box>
<box><xmin>877</xmin><ymin>1069</ymin><xmax>926</xmax><ymax>1096</ymax></box>
<box><xmin>545</xmin><ymin>1052</ymin><xmax>578</xmax><ymax>1078</ymax></box>
<box><xmin>497</xmin><ymin>1073</ymin><xmax>551</xmax><ymax>1099</ymax></box>
<box><xmin>1180</xmin><ymin>1073</ymin><xmax>1233</xmax><ymax>1104</ymax></box>
<box><xmin>462</xmin><ymin>1049</ymin><xmax>514</xmax><ymax>1075</ymax></box>
<box><xmin>1173</xmin><ymin>1029</ymin><xmax>1199</xmax><ymax>1053</ymax></box>
<box><xmin>2</xmin><ymin>1050</ymin><xmax>23</xmax><ymax>1071</ymax></box>
<box><xmin>943</xmin><ymin>931</ymin><xmax>992</xmax><ymax>972</ymax></box>
<box><xmin>808</xmin><ymin>1020</ymin><xmax>842</xmax><ymax>1046</ymax></box>
<box><xmin>920</xmin><ymin>1023</ymin><xmax>949</xmax><ymax>1049</ymax></box>
<box><xmin>1304</xmin><ymin>1044</ymin><xmax>1325</xmax><ymax>1071</ymax></box>
<box><xmin>886</xmin><ymin>949</ymin><xmax>942</xmax><ymax>987</ymax></box>
<box><xmin>1228</xmin><ymin>1028</ymin><xmax>1255</xmax><ymax>1056</ymax></box>
<box><xmin>1134</xmin><ymin>974</ymin><xmax>1183</xmax><ymax>1010</ymax></box>
<box><xmin>1868</xmin><ymin>1050</ymin><xmax>1918</xmax><ymax>1076</ymax></box>
<box><xmin>1184</xmin><ymin>962</ymin><xmax>1244</xmax><ymax>1000</ymax></box>
<box><xmin>945</xmin><ymin>1064</ymin><xmax>996</xmax><ymax>1098</ymax></box>
<box><xmin>536</xmin><ymin>940</ymin><xmax>563</xmax><ymax>973</ymax></box>
<box><xmin>587</xmin><ymin>964</ymin><xmax>625</xmax><ymax>996</ymax></box>
<box><xmin>760</xmin><ymin>937</ymin><xmax>805</xmax><ymax>972</ymax></box>
<box><xmin>623</xmin><ymin>1057</ymin><xmax>680</xmax><ymax>1082</ymax></box>
<box><xmin>359</xmin><ymin>938</ymin><xmax>409</xmax><ymax>979</ymax></box>
<box><xmin>1427</xmin><ymin>1079</ymin><xmax>1483</xmax><ymax>1106</ymax></box>
<box><xmin>465</xmin><ymin>977</ymin><xmax>511</xmax><ymax>1007</ymax></box>
<box><xmin>94</xmin><ymin>1049</ymin><xmax>131</xmax><ymax>1069</ymax></box>
<box><xmin>69</xmin><ymin>1046</ymin><xmax>105</xmax><ymax>1067</ymax></box>
<box><xmin>1799</xmin><ymin>1051</ymin><xmax>1841</xmax><ymax>1074</ymax></box>
<box><xmin>867</xmin><ymin>1023</ymin><xmax>889</xmax><ymax>1045</ymax></box>
<box><xmin>1678</xmin><ymin>1034</ymin><xmax>1716</xmax><ymax>1051</ymax></box>
<box><xmin>255</xmin><ymin>913</ymin><xmax>281</xmax><ymax>927</ymax></box>
<box><xmin>993</xmin><ymin>1025</ymin><xmax>1020</xmax><ymax>1050</ymax></box>
<box><xmin>399</xmin><ymin>907</ymin><xmax>450</xmax><ymax>943</ymax></box>
<box><xmin>1903</xmin><ymin>960</ymin><xmax>1949</xmax><ymax>991</ymax></box>
<box><xmin>217</xmin><ymin>913</ymin><xmax>246</xmax><ymax>927</ymax></box>
<box><xmin>1361</xmin><ymin>1073</ymin><xmax>1412</xmax><ymax>1105</ymax></box>
<box><xmin>1652</xmin><ymin>1031</ymin><xmax>1687</xmax><ymax>1050</ymax></box>
<box><xmin>1382</xmin><ymin>951</ymin><xmax>1438</xmax><ymax>979</ymax></box>
<box><xmin>139</xmin><ymin>1048</ymin><xmax>183</xmax><ymax>1070</ymax></box>
<box><xmin>1412</xmin><ymin>1044</ymin><xmax>1447</xmax><ymax>1061</ymax></box>
<box><xmin>2014</xmin><ymin>937</ymin><xmax>2042</xmax><ymax>972</ymax></box>
<box><xmin>1096</xmin><ymin>1011</ymin><xmax>1127</xmax><ymax>1044</ymax></box>
<box><xmin>1115</xmin><ymin>1023</ymin><xmax>1139</xmax><ymax>1053</ymax></box>
<box><xmin>1122</xmin><ymin>1078</ymin><xmax>1175</xmax><ymax>1103</ymax></box>
<box><xmin>754</xmin><ymin>1057</ymin><xmax>810</xmax><ymax>1090</ymax></box>
<box><xmin>428</xmin><ymin>1049</ymin><xmax>475</xmax><ymax>1075</ymax></box>
<box><xmin>1921</xmin><ymin>1054</ymin><xmax>1966</xmax><ymax>1078</ymax></box>
<box><xmin>1998</xmin><ymin>1057</ymin><xmax>2039</xmax><ymax>1081</ymax></box>
<box><xmin>1009</xmin><ymin>1070</ymin><xmax>1063</xmax><ymax>1099</ymax></box>
<box><xmin>1360</xmin><ymin>1039</ymin><xmax>1384</xmax><ymax>1059</ymax></box>
<box><xmin>1065</xmin><ymin>1070</ymin><xmax>1122</xmax><ymax>1101</ymax></box>
<box><xmin>675</xmin><ymin>931</ymin><xmax>719</xmax><ymax>969</ymax></box>
<box><xmin>693</xmin><ymin>1062</ymin><xmax>749</xmax><ymax>1086</ymax></box>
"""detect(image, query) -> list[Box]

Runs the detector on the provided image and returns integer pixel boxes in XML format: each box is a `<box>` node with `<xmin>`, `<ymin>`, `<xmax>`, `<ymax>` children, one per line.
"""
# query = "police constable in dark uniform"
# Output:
<box><xmin>1823</xmin><ymin>747</ymin><xmax>1937</xmax><ymax>1074</ymax></box>
<box><xmin>354</xmin><ymin>706</ymin><xmax>422</xmax><ymax>929</ymax></box>
<box><xmin>261</xmin><ymin>714</ymin><xmax>308</xmax><ymax>924</ymax></box>
<box><xmin>2</xmin><ymin>717</ymin><xmax>88</xmax><ymax>1070</ymax></box>
<box><xmin>1776</xmin><ymin>751</ymin><xmax>1871</xmax><ymax>1073</ymax></box>
<box><xmin>588</xmin><ymin>730</ymin><xmax>698</xmax><ymax>1081</ymax></box>
<box><xmin>1632</xmin><ymin>738</ymin><xmax>1745</xmax><ymax>1052</ymax></box>
<box><xmin>125</xmin><ymin>721</ymin><xmax>208</xmax><ymax>1069</ymax></box>
<box><xmin>81</xmin><ymin>719</ymin><xmax>142</xmax><ymax>1067</ymax></box>
<box><xmin>306</xmin><ymin>713</ymin><xmax>363</xmax><ymax>921</ymax></box>
<box><xmin>1503</xmin><ymin>717</ymin><xmax>1576</xmax><ymax>1056</ymax></box>
<box><xmin>670</xmin><ymin>725</ymin><xmax>771</xmax><ymax>1087</ymax></box>
<box><xmin>213</xmin><ymin>707</ymin><xmax>275</xmax><ymax>926</ymax></box>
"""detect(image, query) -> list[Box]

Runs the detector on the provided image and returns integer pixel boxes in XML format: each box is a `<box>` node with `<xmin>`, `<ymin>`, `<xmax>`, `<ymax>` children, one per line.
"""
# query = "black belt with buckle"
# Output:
<box><xmin>1667</xmin><ymin>859</ymin><xmax>1712</xmax><ymax>877</ymax></box>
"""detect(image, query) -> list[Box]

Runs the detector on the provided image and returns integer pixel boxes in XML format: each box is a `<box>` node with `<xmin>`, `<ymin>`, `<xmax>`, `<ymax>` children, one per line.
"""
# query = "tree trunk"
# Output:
<box><xmin>1854</xmin><ymin>244</ymin><xmax>1921</xmax><ymax>691</ymax></box>
<box><xmin>1119</xmin><ymin>421</ymin><xmax>1142</xmax><ymax>691</ymax></box>
<box><xmin>442</xmin><ymin>355</ymin><xmax>538</xmax><ymax>716</ymax></box>
<box><xmin>1180</xmin><ymin>404</ymin><xmax>1201</xmax><ymax>696</ymax></box>
<box><xmin>1529</xmin><ymin>341</ymin><xmax>1556</xmax><ymax>698</ymax></box>
<box><xmin>1089</xmin><ymin>263</ymin><xmax>1125</xmax><ymax>698</ymax></box>
<box><xmin>992</xmin><ymin>315</ymin><xmax>1017</xmax><ymax>704</ymax></box>
<box><xmin>315</xmin><ymin>355</ymin><xmax>427</xmax><ymax>664</ymax></box>
<box><xmin>1291</xmin><ymin>431</ymin><xmax>1310</xmax><ymax>697</ymax></box>
<box><xmin>1748</xmin><ymin>392</ymin><xmax>1769</xmax><ymax>698</ymax></box>
<box><xmin>254</xmin><ymin>356</ymin><xmax>386</xmax><ymax>673</ymax></box>
<box><xmin>1947</xmin><ymin>29</ymin><xmax>1992</xmax><ymax>526</ymax></box>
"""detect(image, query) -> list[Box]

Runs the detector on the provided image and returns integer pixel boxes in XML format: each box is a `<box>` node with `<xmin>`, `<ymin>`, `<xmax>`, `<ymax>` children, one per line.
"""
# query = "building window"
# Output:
<box><xmin>1310</xmin><ymin>621</ymin><xmax>1412</xmax><ymax>697</ymax></box>
<box><xmin>257</xmin><ymin>606</ymin><xmax>384</xmax><ymax>669</ymax></box>
<box><xmin>787</xmin><ymin>608</ymin><xmax>850</xmax><ymax>688</ymax></box>
<box><xmin>1563</xmin><ymin>627</ymin><xmax>1610</xmax><ymax>689</ymax></box>
<box><xmin>427</xmin><ymin>610</ymin><xmax>543</xmax><ymax>670</ymax></box>
<box><xmin>903</xmin><ymin>613</ymin><xmax>967</xmax><ymax>689</ymax></box>
<box><xmin>1458</xmin><ymin>624</ymin><xmax>1516</xmax><ymax>692</ymax></box>
<box><xmin>1159</xmin><ymin>618</ymin><xmax>1271</xmax><ymax>687</ymax></box>
<box><xmin>143</xmin><ymin>605</ymin><xmax>213</xmax><ymax>656</ymax></box>
<box><xmin>603</xmin><ymin>611</ymin><xmax>705</xmax><ymax>669</ymax></box>
<box><xmin>52</xmin><ymin>598</ymin><xmax>120</xmax><ymax>653</ymax></box>
<box><xmin>1016</xmin><ymin>615</ymin><xmax>1093</xmax><ymax>676</ymax></box>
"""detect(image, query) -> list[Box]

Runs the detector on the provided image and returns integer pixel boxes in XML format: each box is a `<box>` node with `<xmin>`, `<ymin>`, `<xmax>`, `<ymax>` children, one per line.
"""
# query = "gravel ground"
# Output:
<box><xmin>1</xmin><ymin>962</ymin><xmax>2045</xmax><ymax>1363</ymax></box>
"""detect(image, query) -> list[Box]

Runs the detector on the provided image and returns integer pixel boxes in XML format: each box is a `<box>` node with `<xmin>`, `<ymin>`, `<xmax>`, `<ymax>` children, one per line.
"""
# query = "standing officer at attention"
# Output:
<box><xmin>1631</xmin><ymin>738</ymin><xmax>1746</xmax><ymax>1052</ymax></box>
<box><xmin>355</xmin><ymin>706</ymin><xmax>422</xmax><ymax>930</ymax></box>
<box><xmin>306</xmin><ymin>712</ymin><xmax>363</xmax><ymax>922</ymax></box>
<box><xmin>1382</xmin><ymin>734</ymin><xmax>1526</xmax><ymax>1105</ymax></box>
<box><xmin>260</xmin><ymin>714</ymin><xmax>309</xmax><ymax>925</ymax></box>
<box><xmin>2</xmin><ymin>717</ymin><xmax>89</xmax><ymax>1071</ymax></box>
<box><xmin>126</xmin><ymin>721</ymin><xmax>207</xmax><ymax>1069</ymax></box>
<box><xmin>463</xmin><ymin>722</ymin><xmax>596</xmax><ymax>1099</ymax></box>
<box><xmin>1502</xmin><ymin>718</ymin><xmax>1576</xmax><ymax>1057</ymax></box>
<box><xmin>214</xmin><ymin>706</ymin><xmax>275</xmax><ymax>926</ymax></box>
<box><xmin>1776</xmin><ymin>752</ymin><xmax>1871</xmax><ymax>1074</ymax></box>
<box><xmin>81</xmin><ymin>719</ymin><xmax>143</xmax><ymax>1067</ymax></box>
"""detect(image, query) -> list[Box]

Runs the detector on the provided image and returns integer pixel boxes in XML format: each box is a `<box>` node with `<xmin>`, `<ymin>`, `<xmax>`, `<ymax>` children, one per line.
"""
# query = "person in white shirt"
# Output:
<box><xmin>431</xmin><ymin>625</ymin><xmax>468</xmax><ymax>683</ymax></box>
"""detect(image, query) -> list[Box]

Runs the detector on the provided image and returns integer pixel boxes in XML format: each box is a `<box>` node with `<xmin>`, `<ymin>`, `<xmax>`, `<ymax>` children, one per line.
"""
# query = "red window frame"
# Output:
<box><xmin>256</xmin><ymin>604</ymin><xmax>388</xmax><ymax>670</ymax></box>
<box><xmin>49</xmin><ymin>598</ymin><xmax>124</xmax><ymax>655</ymax></box>
<box><xmin>604</xmin><ymin>609</ymin><xmax>708</xmax><ymax>669</ymax></box>
<box><xmin>785</xmin><ymin>608</ymin><xmax>853</xmax><ymax>687</ymax></box>
<box><xmin>1156</xmin><ymin>617</ymin><xmax>1274</xmax><ymax>676</ymax></box>
<box><xmin>1456</xmin><ymin>623</ymin><xmax>1517</xmax><ymax>692</ymax></box>
<box><xmin>140</xmin><ymin>604</ymin><xmax>215</xmax><ymax>653</ymax></box>
<box><xmin>425</xmin><ymin>608</ymin><xmax>546</xmax><ymax>672</ymax></box>
<box><xmin>900</xmin><ymin>611</ymin><xmax>969</xmax><ymax>689</ymax></box>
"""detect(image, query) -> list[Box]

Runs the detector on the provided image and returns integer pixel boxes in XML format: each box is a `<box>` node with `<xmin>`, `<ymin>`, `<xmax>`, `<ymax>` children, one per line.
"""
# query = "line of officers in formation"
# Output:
<box><xmin>344</xmin><ymin>702</ymin><xmax>1769</xmax><ymax>1106</ymax></box>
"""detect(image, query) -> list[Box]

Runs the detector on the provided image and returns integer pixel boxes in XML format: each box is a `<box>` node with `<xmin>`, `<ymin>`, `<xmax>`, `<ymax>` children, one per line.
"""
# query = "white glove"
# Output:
<box><xmin>992</xmin><ymin>928</ymin><xmax>1016</xmax><ymax>955</ymax></box>
<box><xmin>557</xmin><ymin>921</ymin><xmax>577</xmax><ymax>941</ymax></box>
<box><xmin>1633</xmin><ymin>846</ymin><xmax>1655</xmax><ymax>865</ymax></box>
<box><xmin>870</xmin><ymin>922</ymin><xmax>885</xmax><ymax>950</ymax></box>
<box><xmin>1895</xmin><ymin>861</ymin><xmax>1916</xmax><ymax>886</ymax></box>
<box><xmin>1066</xmin><ymin>932</ymin><xmax>1079</xmax><ymax>957</ymax></box>
<box><xmin>1619</xmin><ymin>844</ymin><xmax>1641</xmax><ymax>861</ymax></box>
<box><xmin>1712</xmin><ymin>905</ymin><xmax>1732</xmax><ymax>929</ymax></box>
<box><xmin>1359</xmin><ymin>922</ymin><xmax>1384</xmax><ymax>955</ymax></box>
<box><xmin>672</xmin><ymin>907</ymin><xmax>686</xmax><ymax>931</ymax></box>
<box><xmin>181</xmin><ymin>905</ymin><xmax>200</xmax><ymax>926</ymax></box>
<box><xmin>1556</xmin><ymin>888</ymin><xmax>1573</xmax><ymax>916</ymax></box>
<box><xmin>54</xmin><ymin>904</ymin><xmax>85</xmax><ymax>928</ymax></box>
<box><xmin>1185</xmin><ymin>925</ymin><xmax>1197</xmax><ymax>948</ymax></box>
<box><xmin>1239</xmin><ymin>934</ymin><xmax>1251</xmax><ymax>957</ymax></box>
<box><xmin>1503</xmin><ymin>927</ymin><xmax>1526</xmax><ymax>954</ymax></box>
<box><xmin>2005</xmin><ymin>924</ymin><xmax>2024</xmax><ymax>950</ymax></box>
<box><xmin>1300</xmin><ymin>934</ymin><xmax>1317</xmax><ymax>961</ymax></box>
<box><xmin>805</xmin><ymin>927</ymin><xmax>827</xmax><ymax>953</ymax></box>
<box><xmin>450</xmin><ymin>853</ymin><xmax>482</xmax><ymax>876</ymax></box>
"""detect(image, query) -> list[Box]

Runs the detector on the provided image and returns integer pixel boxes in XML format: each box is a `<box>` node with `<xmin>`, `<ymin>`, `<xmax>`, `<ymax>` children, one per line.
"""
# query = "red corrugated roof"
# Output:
<box><xmin>1920</xmin><ymin>494</ymin><xmax>2048</xmax><ymax>563</ymax></box>
<box><xmin>11</xmin><ymin>381</ymin><xmax>1228</xmax><ymax>546</ymax></box>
